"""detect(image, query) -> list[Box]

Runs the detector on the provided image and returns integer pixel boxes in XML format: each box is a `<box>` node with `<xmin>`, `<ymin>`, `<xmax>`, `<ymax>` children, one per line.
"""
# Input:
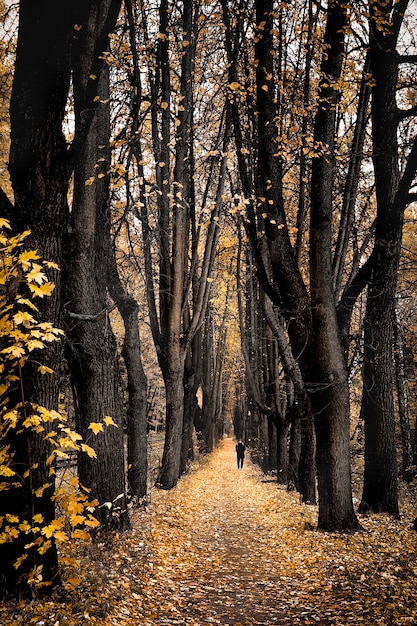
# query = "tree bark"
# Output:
<box><xmin>65</xmin><ymin>4</ymin><xmax>129</xmax><ymax>529</ymax></box>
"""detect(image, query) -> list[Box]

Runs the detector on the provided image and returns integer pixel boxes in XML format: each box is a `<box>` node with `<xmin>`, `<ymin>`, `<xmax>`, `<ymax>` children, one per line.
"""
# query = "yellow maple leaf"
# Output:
<box><xmin>70</xmin><ymin>514</ymin><xmax>86</xmax><ymax>527</ymax></box>
<box><xmin>84</xmin><ymin>515</ymin><xmax>100</xmax><ymax>528</ymax></box>
<box><xmin>2</xmin><ymin>345</ymin><xmax>26</xmax><ymax>358</ymax></box>
<box><xmin>43</xmin><ymin>261</ymin><xmax>60</xmax><ymax>270</ymax></box>
<box><xmin>28</xmin><ymin>282</ymin><xmax>55</xmax><ymax>298</ymax></box>
<box><xmin>104</xmin><ymin>415</ymin><xmax>118</xmax><ymax>427</ymax></box>
<box><xmin>41</xmin><ymin>518</ymin><xmax>64</xmax><ymax>538</ymax></box>
<box><xmin>27</xmin><ymin>339</ymin><xmax>45</xmax><ymax>351</ymax></box>
<box><xmin>13</xmin><ymin>311</ymin><xmax>36</xmax><ymax>326</ymax></box>
<box><xmin>81</xmin><ymin>443</ymin><xmax>97</xmax><ymax>458</ymax></box>
<box><xmin>54</xmin><ymin>530</ymin><xmax>69</xmax><ymax>543</ymax></box>
<box><xmin>19</xmin><ymin>250</ymin><xmax>40</xmax><ymax>268</ymax></box>
<box><xmin>71</xmin><ymin>530</ymin><xmax>90</xmax><ymax>542</ymax></box>
<box><xmin>88</xmin><ymin>422</ymin><xmax>104</xmax><ymax>435</ymax></box>
<box><xmin>26</xmin><ymin>264</ymin><xmax>45</xmax><ymax>285</ymax></box>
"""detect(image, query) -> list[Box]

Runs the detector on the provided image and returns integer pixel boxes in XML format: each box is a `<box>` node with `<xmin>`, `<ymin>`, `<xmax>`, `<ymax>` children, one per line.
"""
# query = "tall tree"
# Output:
<box><xmin>222</xmin><ymin>0</ymin><xmax>361</xmax><ymax>528</ymax></box>
<box><xmin>309</xmin><ymin>0</ymin><xmax>359</xmax><ymax>530</ymax></box>
<box><xmin>65</xmin><ymin>0</ymin><xmax>129</xmax><ymax>529</ymax></box>
<box><xmin>222</xmin><ymin>0</ymin><xmax>317</xmax><ymax>505</ymax></box>
<box><xmin>358</xmin><ymin>0</ymin><xmax>417</xmax><ymax>516</ymax></box>
<box><xmin>125</xmin><ymin>0</ymin><xmax>229</xmax><ymax>489</ymax></box>
<box><xmin>1</xmin><ymin>0</ymin><xmax>76</xmax><ymax>595</ymax></box>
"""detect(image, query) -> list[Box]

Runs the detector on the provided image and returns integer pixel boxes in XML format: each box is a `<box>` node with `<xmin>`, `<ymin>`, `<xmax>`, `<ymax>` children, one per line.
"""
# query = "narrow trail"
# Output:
<box><xmin>141</xmin><ymin>437</ymin><xmax>295</xmax><ymax>625</ymax></box>
<box><xmin>106</xmin><ymin>438</ymin><xmax>417</xmax><ymax>626</ymax></box>
<box><xmin>2</xmin><ymin>437</ymin><xmax>417</xmax><ymax>626</ymax></box>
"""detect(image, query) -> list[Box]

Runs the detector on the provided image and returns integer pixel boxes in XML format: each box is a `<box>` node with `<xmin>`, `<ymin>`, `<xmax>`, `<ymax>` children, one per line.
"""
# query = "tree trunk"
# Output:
<box><xmin>181</xmin><ymin>334</ymin><xmax>200</xmax><ymax>474</ymax></box>
<box><xmin>1</xmin><ymin>0</ymin><xmax>77</xmax><ymax>595</ymax></box>
<box><xmin>65</xmin><ymin>10</ymin><xmax>129</xmax><ymax>529</ymax></box>
<box><xmin>309</xmin><ymin>0</ymin><xmax>360</xmax><ymax>530</ymax></box>
<box><xmin>155</xmin><ymin>0</ymin><xmax>197</xmax><ymax>488</ymax></box>
<box><xmin>268</xmin><ymin>418</ymin><xmax>278</xmax><ymax>474</ymax></box>
<box><xmin>359</xmin><ymin>277</ymin><xmax>399</xmax><ymax>515</ymax></box>
<box><xmin>120</xmin><ymin>296</ymin><xmax>148</xmax><ymax>502</ymax></box>
<box><xmin>358</xmin><ymin>1</ymin><xmax>405</xmax><ymax>517</ymax></box>
<box><xmin>158</xmin><ymin>351</ymin><xmax>186</xmax><ymax>489</ymax></box>
<box><xmin>394</xmin><ymin>309</ymin><xmax>414</xmax><ymax>480</ymax></box>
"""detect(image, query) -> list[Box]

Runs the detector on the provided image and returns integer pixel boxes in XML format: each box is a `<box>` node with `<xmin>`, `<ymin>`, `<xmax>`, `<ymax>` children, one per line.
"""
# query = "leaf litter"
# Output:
<box><xmin>1</xmin><ymin>437</ymin><xmax>417</xmax><ymax>625</ymax></box>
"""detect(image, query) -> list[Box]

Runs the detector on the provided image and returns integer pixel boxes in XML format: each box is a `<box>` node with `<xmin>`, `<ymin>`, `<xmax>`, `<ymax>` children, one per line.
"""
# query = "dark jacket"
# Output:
<box><xmin>236</xmin><ymin>442</ymin><xmax>245</xmax><ymax>458</ymax></box>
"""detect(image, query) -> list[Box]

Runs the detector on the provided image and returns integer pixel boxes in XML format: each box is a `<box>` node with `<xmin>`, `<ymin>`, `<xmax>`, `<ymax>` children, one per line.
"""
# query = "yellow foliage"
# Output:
<box><xmin>0</xmin><ymin>223</ymin><xmax>104</xmax><ymax>591</ymax></box>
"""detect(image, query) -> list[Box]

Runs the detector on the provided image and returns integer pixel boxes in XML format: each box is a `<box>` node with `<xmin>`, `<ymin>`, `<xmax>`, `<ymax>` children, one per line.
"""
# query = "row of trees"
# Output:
<box><xmin>0</xmin><ymin>0</ymin><xmax>416</xmax><ymax>597</ymax></box>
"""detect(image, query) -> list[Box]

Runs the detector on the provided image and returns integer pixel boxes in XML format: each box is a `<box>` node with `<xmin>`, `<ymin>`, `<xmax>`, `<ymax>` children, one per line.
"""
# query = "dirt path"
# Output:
<box><xmin>140</xmin><ymin>437</ymin><xmax>295</xmax><ymax>625</ymax></box>
<box><xmin>2</xmin><ymin>437</ymin><xmax>417</xmax><ymax>626</ymax></box>
<box><xmin>105</xmin><ymin>438</ymin><xmax>417</xmax><ymax>626</ymax></box>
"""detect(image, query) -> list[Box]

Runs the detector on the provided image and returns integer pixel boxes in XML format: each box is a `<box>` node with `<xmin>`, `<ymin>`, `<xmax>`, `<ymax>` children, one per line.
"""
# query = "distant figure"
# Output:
<box><xmin>236</xmin><ymin>439</ymin><xmax>245</xmax><ymax>469</ymax></box>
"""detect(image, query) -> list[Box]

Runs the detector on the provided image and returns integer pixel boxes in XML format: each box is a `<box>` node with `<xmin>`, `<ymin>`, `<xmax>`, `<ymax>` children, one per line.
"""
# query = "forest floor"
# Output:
<box><xmin>1</xmin><ymin>437</ymin><xmax>417</xmax><ymax>626</ymax></box>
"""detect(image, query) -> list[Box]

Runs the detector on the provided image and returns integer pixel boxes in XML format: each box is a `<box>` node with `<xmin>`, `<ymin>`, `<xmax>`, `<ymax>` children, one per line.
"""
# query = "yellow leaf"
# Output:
<box><xmin>0</xmin><ymin>466</ymin><xmax>15</xmax><ymax>477</ymax></box>
<box><xmin>27</xmin><ymin>339</ymin><xmax>45</xmax><ymax>351</ymax></box>
<box><xmin>38</xmin><ymin>365</ymin><xmax>54</xmax><ymax>375</ymax></box>
<box><xmin>43</xmin><ymin>261</ymin><xmax>60</xmax><ymax>270</ymax></box>
<box><xmin>228</xmin><ymin>82</ymin><xmax>240</xmax><ymax>90</ymax></box>
<box><xmin>88</xmin><ymin>422</ymin><xmax>104</xmax><ymax>435</ymax></box>
<box><xmin>41</xmin><ymin>519</ymin><xmax>64</xmax><ymax>538</ymax></box>
<box><xmin>55</xmin><ymin>450</ymin><xmax>69</xmax><ymax>459</ymax></box>
<box><xmin>26</xmin><ymin>264</ymin><xmax>45</xmax><ymax>285</ymax></box>
<box><xmin>14</xmin><ymin>554</ymin><xmax>29</xmax><ymax>570</ymax></box>
<box><xmin>19</xmin><ymin>520</ymin><xmax>31</xmax><ymax>533</ymax></box>
<box><xmin>104</xmin><ymin>415</ymin><xmax>118</xmax><ymax>428</ymax></box>
<box><xmin>161</xmin><ymin>101</ymin><xmax>169</xmax><ymax>109</ymax></box>
<box><xmin>71</xmin><ymin>530</ymin><xmax>90</xmax><ymax>541</ymax></box>
<box><xmin>34</xmin><ymin>483</ymin><xmax>52</xmax><ymax>498</ymax></box>
<box><xmin>85</xmin><ymin>515</ymin><xmax>100</xmax><ymax>528</ymax></box>
<box><xmin>2</xmin><ymin>345</ymin><xmax>26</xmax><ymax>358</ymax></box>
<box><xmin>85</xmin><ymin>177</ymin><xmax>95</xmax><ymax>186</ymax></box>
<box><xmin>70</xmin><ymin>514</ymin><xmax>86</xmax><ymax>527</ymax></box>
<box><xmin>54</xmin><ymin>530</ymin><xmax>69</xmax><ymax>543</ymax></box>
<box><xmin>28</xmin><ymin>282</ymin><xmax>55</xmax><ymax>298</ymax></box>
<box><xmin>81</xmin><ymin>443</ymin><xmax>97</xmax><ymax>458</ymax></box>
<box><xmin>19</xmin><ymin>250</ymin><xmax>40</xmax><ymax>267</ymax></box>
<box><xmin>13</xmin><ymin>311</ymin><xmax>36</xmax><ymax>326</ymax></box>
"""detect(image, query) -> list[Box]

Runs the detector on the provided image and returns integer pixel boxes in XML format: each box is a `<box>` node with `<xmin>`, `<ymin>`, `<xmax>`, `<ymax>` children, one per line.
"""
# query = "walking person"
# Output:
<box><xmin>236</xmin><ymin>439</ymin><xmax>245</xmax><ymax>469</ymax></box>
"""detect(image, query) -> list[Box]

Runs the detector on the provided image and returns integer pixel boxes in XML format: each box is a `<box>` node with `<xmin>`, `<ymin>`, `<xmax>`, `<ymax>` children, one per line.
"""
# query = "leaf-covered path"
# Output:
<box><xmin>2</xmin><ymin>438</ymin><xmax>417</xmax><ymax>625</ymax></box>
